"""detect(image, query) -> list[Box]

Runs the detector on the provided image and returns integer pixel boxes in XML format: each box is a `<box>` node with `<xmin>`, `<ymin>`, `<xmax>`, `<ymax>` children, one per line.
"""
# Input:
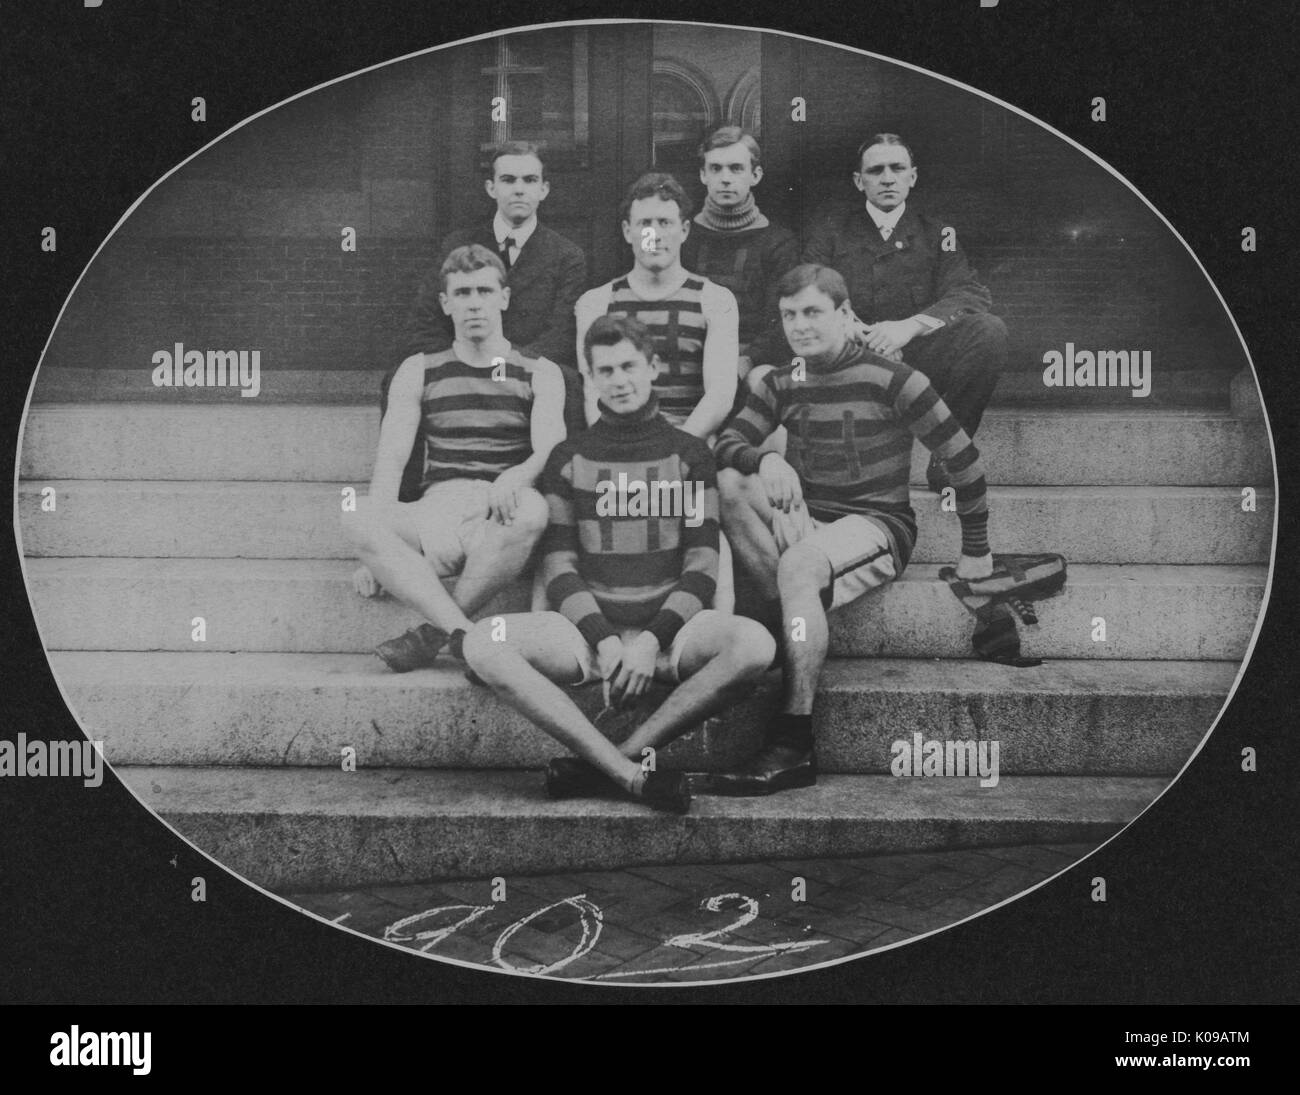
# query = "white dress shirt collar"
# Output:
<box><xmin>865</xmin><ymin>201</ymin><xmax>907</xmax><ymax>236</ymax></box>
<box><xmin>494</xmin><ymin>212</ymin><xmax>538</xmax><ymax>252</ymax></box>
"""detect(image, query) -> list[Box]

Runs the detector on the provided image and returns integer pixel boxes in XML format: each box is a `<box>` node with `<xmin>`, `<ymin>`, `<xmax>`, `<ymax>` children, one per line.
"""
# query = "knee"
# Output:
<box><xmin>505</xmin><ymin>488</ymin><xmax>550</xmax><ymax>540</ymax></box>
<box><xmin>717</xmin><ymin>467</ymin><xmax>753</xmax><ymax>510</ymax></box>
<box><xmin>961</xmin><ymin>313</ymin><xmax>1009</xmax><ymax>357</ymax></box>
<box><xmin>462</xmin><ymin>619</ymin><xmax>511</xmax><ymax>683</ymax></box>
<box><xmin>728</xmin><ymin>618</ymin><xmax>776</xmax><ymax>678</ymax></box>
<box><xmin>777</xmin><ymin>543</ymin><xmax>830</xmax><ymax>594</ymax></box>
<box><xmin>340</xmin><ymin>497</ymin><xmax>384</xmax><ymax>551</ymax></box>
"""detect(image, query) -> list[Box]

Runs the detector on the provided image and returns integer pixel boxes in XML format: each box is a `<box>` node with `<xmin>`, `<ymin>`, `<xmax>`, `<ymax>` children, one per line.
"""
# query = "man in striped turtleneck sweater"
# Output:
<box><xmin>711</xmin><ymin>263</ymin><xmax>995</xmax><ymax>795</ymax></box>
<box><xmin>463</xmin><ymin>314</ymin><xmax>775</xmax><ymax>813</ymax></box>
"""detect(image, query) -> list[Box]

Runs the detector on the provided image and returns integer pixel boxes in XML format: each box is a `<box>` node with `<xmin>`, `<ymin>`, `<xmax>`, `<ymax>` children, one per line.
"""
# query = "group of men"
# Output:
<box><xmin>341</xmin><ymin>126</ymin><xmax>1007</xmax><ymax>814</ymax></box>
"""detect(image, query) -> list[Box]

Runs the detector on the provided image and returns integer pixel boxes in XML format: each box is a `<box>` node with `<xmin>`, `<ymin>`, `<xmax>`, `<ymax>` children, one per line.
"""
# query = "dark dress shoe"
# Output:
<box><xmin>373</xmin><ymin>623</ymin><xmax>448</xmax><ymax>672</ymax></box>
<box><xmin>709</xmin><ymin>744</ymin><xmax>817</xmax><ymax>796</ymax></box>
<box><xmin>545</xmin><ymin>757</ymin><xmax>607</xmax><ymax>799</ymax></box>
<box><xmin>546</xmin><ymin>760</ymin><xmax>691</xmax><ymax>814</ymax></box>
<box><xmin>637</xmin><ymin>770</ymin><xmax>692</xmax><ymax>814</ymax></box>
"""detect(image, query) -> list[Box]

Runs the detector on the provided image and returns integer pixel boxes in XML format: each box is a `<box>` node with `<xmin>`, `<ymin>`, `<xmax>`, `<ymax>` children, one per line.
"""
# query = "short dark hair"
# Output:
<box><xmin>776</xmin><ymin>263</ymin><xmax>850</xmax><ymax>310</ymax></box>
<box><xmin>440</xmin><ymin>243</ymin><xmax>507</xmax><ymax>292</ymax></box>
<box><xmin>583</xmin><ymin>313</ymin><xmax>658</xmax><ymax>368</ymax></box>
<box><xmin>697</xmin><ymin>125</ymin><xmax>762</xmax><ymax>169</ymax></box>
<box><xmin>855</xmin><ymin>133</ymin><xmax>916</xmax><ymax>171</ymax></box>
<box><xmin>487</xmin><ymin>140</ymin><xmax>547</xmax><ymax>181</ymax></box>
<box><xmin>619</xmin><ymin>171</ymin><xmax>693</xmax><ymax>225</ymax></box>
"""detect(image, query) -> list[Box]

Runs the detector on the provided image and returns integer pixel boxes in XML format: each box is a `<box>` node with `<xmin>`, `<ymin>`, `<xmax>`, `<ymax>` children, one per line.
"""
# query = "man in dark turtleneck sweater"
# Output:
<box><xmin>463</xmin><ymin>314</ymin><xmax>775</xmax><ymax>813</ymax></box>
<box><xmin>681</xmin><ymin>126</ymin><xmax>800</xmax><ymax>377</ymax></box>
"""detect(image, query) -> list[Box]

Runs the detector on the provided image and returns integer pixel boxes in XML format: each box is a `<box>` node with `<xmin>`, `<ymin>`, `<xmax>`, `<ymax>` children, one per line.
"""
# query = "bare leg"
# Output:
<box><xmin>717</xmin><ymin>467</ymin><xmax>781</xmax><ymax>601</ymax></box>
<box><xmin>341</xmin><ymin>489</ymin><xmax>547</xmax><ymax>632</ymax></box>
<box><xmin>775</xmin><ymin>544</ymin><xmax>833</xmax><ymax>715</ymax></box>
<box><xmin>341</xmin><ymin>497</ymin><xmax>474</xmax><ymax>632</ymax></box>
<box><xmin>462</xmin><ymin>614</ymin><xmax>642</xmax><ymax>790</ymax></box>
<box><xmin>714</xmin><ymin>534</ymin><xmax>736</xmax><ymax>615</ymax></box>
<box><xmin>452</xmin><ymin>489</ymin><xmax>548</xmax><ymax>615</ymax></box>
<box><xmin>619</xmin><ymin>615</ymin><xmax>774</xmax><ymax>757</ymax></box>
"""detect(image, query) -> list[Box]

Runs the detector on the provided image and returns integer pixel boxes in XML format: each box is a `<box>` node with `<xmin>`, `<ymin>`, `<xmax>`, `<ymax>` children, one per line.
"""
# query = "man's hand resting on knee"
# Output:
<box><xmin>758</xmin><ymin>452</ymin><xmax>804</xmax><ymax>513</ymax></box>
<box><xmin>487</xmin><ymin>465</ymin><xmax>535</xmax><ymax>525</ymax></box>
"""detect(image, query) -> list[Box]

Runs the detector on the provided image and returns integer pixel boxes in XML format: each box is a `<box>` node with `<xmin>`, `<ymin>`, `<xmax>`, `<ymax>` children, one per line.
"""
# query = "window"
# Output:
<box><xmin>478</xmin><ymin>29</ymin><xmax>589</xmax><ymax>168</ymax></box>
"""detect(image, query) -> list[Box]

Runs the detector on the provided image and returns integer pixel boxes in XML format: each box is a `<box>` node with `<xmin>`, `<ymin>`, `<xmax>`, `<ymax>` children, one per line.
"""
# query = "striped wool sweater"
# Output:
<box><xmin>417</xmin><ymin>348</ymin><xmax>539</xmax><ymax>491</ymax></box>
<box><xmin>715</xmin><ymin>338</ymin><xmax>990</xmax><ymax>569</ymax></box>
<box><xmin>540</xmin><ymin>396</ymin><xmax>720</xmax><ymax>650</ymax></box>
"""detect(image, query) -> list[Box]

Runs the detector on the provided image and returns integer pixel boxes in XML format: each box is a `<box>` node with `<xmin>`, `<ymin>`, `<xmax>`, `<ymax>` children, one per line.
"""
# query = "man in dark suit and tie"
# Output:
<box><xmin>802</xmin><ymin>134</ymin><xmax>1007</xmax><ymax>491</ymax></box>
<box><xmin>398</xmin><ymin>140</ymin><xmax>588</xmax><ymax>436</ymax></box>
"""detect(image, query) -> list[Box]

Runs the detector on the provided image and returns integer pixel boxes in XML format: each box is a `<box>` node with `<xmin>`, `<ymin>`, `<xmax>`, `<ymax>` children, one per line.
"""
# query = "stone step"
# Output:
<box><xmin>21</xmin><ymin>404</ymin><xmax>1272</xmax><ymax>485</ymax></box>
<box><xmin>29</xmin><ymin>367</ymin><xmax>1233</xmax><ymax>407</ymax></box>
<box><xmin>17</xmin><ymin>481</ymin><xmax>1274</xmax><ymax>565</ymax></box>
<box><xmin>26</xmin><ymin>558</ymin><xmax>1266</xmax><ymax>661</ymax></box>
<box><xmin>56</xmin><ymin>651</ymin><xmax>1233</xmax><ymax>776</ymax></box>
<box><xmin>117</xmin><ymin>766</ymin><xmax>1168</xmax><ymax>889</ymax></box>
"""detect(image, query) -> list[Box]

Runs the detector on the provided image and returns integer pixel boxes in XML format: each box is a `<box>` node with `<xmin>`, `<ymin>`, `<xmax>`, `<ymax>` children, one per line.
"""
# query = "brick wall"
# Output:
<box><xmin>47</xmin><ymin>238</ymin><xmax>434</xmax><ymax>373</ymax></box>
<box><xmin>39</xmin><ymin>31</ymin><xmax>1245</xmax><ymax>381</ymax></box>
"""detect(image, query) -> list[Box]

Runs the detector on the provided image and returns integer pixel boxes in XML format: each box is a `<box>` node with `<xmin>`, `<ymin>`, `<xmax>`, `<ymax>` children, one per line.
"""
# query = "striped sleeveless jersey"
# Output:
<box><xmin>603</xmin><ymin>275</ymin><xmax>709</xmax><ymax>427</ymax></box>
<box><xmin>417</xmin><ymin>348</ymin><xmax>538</xmax><ymax>491</ymax></box>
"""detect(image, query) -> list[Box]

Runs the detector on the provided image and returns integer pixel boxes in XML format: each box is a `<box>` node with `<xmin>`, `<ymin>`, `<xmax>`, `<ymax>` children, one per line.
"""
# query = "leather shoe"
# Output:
<box><xmin>374</xmin><ymin>623</ymin><xmax>448</xmax><ymax>672</ymax></box>
<box><xmin>709</xmin><ymin>744</ymin><xmax>816</xmax><ymax>796</ymax></box>
<box><xmin>636</xmin><ymin>770</ymin><xmax>692</xmax><ymax>814</ymax></box>
<box><xmin>545</xmin><ymin>757</ymin><xmax>607</xmax><ymax>799</ymax></box>
<box><xmin>546</xmin><ymin>759</ymin><xmax>691</xmax><ymax>814</ymax></box>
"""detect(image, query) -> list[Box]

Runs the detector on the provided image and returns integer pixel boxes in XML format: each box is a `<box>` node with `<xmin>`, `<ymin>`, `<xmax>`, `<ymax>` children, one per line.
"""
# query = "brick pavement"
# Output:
<box><xmin>283</xmin><ymin>842</ymin><xmax>1094</xmax><ymax>984</ymax></box>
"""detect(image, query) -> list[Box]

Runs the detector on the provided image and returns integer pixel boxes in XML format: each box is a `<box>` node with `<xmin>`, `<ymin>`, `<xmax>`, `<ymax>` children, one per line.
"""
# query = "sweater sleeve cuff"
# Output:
<box><xmin>577</xmin><ymin>613</ymin><xmax>617</xmax><ymax>648</ymax></box>
<box><xmin>645</xmin><ymin>610</ymin><xmax>684</xmax><ymax>652</ymax></box>
<box><xmin>729</xmin><ymin>446</ymin><xmax>766</xmax><ymax>476</ymax></box>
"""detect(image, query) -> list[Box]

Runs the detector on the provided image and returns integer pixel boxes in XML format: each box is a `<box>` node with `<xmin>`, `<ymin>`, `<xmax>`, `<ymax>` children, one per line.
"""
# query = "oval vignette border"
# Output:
<box><xmin>10</xmin><ymin>17</ymin><xmax>1279</xmax><ymax>988</ymax></box>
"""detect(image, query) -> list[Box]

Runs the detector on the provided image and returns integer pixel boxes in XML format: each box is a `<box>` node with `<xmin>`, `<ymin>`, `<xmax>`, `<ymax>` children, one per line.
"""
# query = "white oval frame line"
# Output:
<box><xmin>10</xmin><ymin>17</ymin><xmax>1279</xmax><ymax>990</ymax></box>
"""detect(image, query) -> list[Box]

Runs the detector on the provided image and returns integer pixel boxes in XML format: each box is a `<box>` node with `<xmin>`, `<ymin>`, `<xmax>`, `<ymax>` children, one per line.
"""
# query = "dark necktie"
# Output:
<box><xmin>498</xmin><ymin>236</ymin><xmax>516</xmax><ymax>269</ymax></box>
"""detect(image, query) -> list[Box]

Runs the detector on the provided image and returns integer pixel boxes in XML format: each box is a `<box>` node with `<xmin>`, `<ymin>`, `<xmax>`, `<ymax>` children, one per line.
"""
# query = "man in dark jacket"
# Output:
<box><xmin>397</xmin><ymin>140</ymin><xmax>588</xmax><ymax>435</ymax></box>
<box><xmin>803</xmin><ymin>134</ymin><xmax>1007</xmax><ymax>488</ymax></box>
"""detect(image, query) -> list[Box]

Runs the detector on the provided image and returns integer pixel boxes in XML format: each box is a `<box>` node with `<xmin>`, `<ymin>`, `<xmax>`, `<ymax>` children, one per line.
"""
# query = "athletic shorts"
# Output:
<box><xmin>768</xmin><ymin>504</ymin><xmax>898</xmax><ymax>610</ymax></box>
<box><xmin>411</xmin><ymin>478</ymin><xmax>493</xmax><ymax>577</ymax></box>
<box><xmin>547</xmin><ymin>608</ymin><xmax>726</xmax><ymax>687</ymax></box>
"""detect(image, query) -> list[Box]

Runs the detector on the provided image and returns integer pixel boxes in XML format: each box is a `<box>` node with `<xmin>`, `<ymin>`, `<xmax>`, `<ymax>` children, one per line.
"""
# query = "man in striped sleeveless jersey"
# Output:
<box><xmin>576</xmin><ymin>172</ymin><xmax>742</xmax><ymax>612</ymax></box>
<box><xmin>575</xmin><ymin>172</ymin><xmax>740</xmax><ymax>439</ymax></box>
<box><xmin>711</xmin><ymin>264</ymin><xmax>995</xmax><ymax>794</ymax></box>
<box><xmin>342</xmin><ymin>244</ymin><xmax>567</xmax><ymax>672</ymax></box>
